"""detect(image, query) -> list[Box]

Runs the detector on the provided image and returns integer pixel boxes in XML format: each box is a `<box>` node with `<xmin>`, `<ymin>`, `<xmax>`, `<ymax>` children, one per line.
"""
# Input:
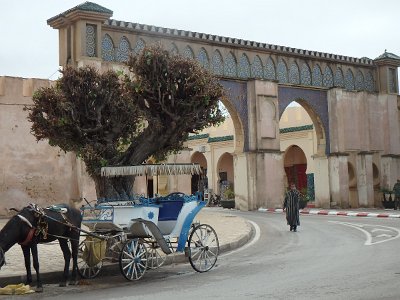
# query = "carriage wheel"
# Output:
<box><xmin>145</xmin><ymin>240</ymin><xmax>167</xmax><ymax>269</ymax></box>
<box><xmin>77</xmin><ymin>241</ymin><xmax>103</xmax><ymax>279</ymax></box>
<box><xmin>119</xmin><ymin>238</ymin><xmax>148</xmax><ymax>281</ymax></box>
<box><xmin>187</xmin><ymin>224</ymin><xmax>219</xmax><ymax>272</ymax></box>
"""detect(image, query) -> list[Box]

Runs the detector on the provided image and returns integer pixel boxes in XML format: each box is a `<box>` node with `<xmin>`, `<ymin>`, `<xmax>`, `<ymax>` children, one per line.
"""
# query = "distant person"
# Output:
<box><xmin>393</xmin><ymin>179</ymin><xmax>400</xmax><ymax>210</ymax></box>
<box><xmin>283</xmin><ymin>183</ymin><xmax>301</xmax><ymax>232</ymax></box>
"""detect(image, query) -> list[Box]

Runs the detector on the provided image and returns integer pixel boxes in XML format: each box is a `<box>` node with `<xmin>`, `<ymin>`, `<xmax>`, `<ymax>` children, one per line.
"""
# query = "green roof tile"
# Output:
<box><xmin>280</xmin><ymin>124</ymin><xmax>313</xmax><ymax>133</ymax></box>
<box><xmin>48</xmin><ymin>1</ymin><xmax>112</xmax><ymax>23</ymax></box>
<box><xmin>208</xmin><ymin>135</ymin><xmax>234</xmax><ymax>143</ymax></box>
<box><xmin>187</xmin><ymin>133</ymin><xmax>210</xmax><ymax>140</ymax></box>
<box><xmin>375</xmin><ymin>51</ymin><xmax>400</xmax><ymax>61</ymax></box>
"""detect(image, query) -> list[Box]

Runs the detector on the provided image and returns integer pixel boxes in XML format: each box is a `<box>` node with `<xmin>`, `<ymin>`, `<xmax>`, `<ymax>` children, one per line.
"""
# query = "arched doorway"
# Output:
<box><xmin>348</xmin><ymin>162</ymin><xmax>358</xmax><ymax>208</ymax></box>
<box><xmin>217</xmin><ymin>152</ymin><xmax>234</xmax><ymax>196</ymax></box>
<box><xmin>284</xmin><ymin>145</ymin><xmax>307</xmax><ymax>193</ymax></box>
<box><xmin>191</xmin><ymin>152</ymin><xmax>207</xmax><ymax>195</ymax></box>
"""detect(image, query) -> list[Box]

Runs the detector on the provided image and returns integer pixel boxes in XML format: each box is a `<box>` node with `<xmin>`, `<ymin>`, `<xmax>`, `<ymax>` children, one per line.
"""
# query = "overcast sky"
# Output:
<box><xmin>1</xmin><ymin>0</ymin><xmax>399</xmax><ymax>79</ymax></box>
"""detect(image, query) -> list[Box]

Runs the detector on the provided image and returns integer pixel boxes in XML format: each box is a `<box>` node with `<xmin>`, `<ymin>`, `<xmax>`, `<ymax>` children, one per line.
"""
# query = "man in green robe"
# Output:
<box><xmin>283</xmin><ymin>183</ymin><xmax>301</xmax><ymax>232</ymax></box>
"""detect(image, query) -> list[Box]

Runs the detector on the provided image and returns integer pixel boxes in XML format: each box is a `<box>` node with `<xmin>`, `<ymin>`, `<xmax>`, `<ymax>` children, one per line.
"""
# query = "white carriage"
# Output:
<box><xmin>78</xmin><ymin>164</ymin><xmax>220</xmax><ymax>281</ymax></box>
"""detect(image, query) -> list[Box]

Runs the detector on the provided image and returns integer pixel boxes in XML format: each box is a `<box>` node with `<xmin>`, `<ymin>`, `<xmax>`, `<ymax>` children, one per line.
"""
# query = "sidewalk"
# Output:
<box><xmin>258</xmin><ymin>207</ymin><xmax>400</xmax><ymax>218</ymax></box>
<box><xmin>0</xmin><ymin>207</ymin><xmax>253</xmax><ymax>286</ymax></box>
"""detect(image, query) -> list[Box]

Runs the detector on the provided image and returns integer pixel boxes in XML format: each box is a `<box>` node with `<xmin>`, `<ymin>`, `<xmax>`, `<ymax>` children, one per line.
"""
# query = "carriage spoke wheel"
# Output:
<box><xmin>77</xmin><ymin>241</ymin><xmax>103</xmax><ymax>279</ymax></box>
<box><xmin>119</xmin><ymin>239</ymin><xmax>148</xmax><ymax>281</ymax></box>
<box><xmin>146</xmin><ymin>240</ymin><xmax>167</xmax><ymax>270</ymax></box>
<box><xmin>188</xmin><ymin>224</ymin><xmax>219</xmax><ymax>272</ymax></box>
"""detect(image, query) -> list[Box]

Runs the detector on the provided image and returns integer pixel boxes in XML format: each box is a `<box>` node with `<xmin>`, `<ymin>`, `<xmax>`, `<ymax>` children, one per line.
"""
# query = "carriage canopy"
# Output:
<box><xmin>101</xmin><ymin>163</ymin><xmax>202</xmax><ymax>177</ymax></box>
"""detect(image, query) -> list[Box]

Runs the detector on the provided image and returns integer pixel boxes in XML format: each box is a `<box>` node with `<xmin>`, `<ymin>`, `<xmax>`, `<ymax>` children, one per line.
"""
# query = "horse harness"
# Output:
<box><xmin>17</xmin><ymin>203</ymin><xmax>74</xmax><ymax>246</ymax></box>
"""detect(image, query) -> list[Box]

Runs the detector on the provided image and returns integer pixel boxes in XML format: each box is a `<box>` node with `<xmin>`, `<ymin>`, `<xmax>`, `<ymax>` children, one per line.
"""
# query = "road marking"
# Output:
<box><xmin>371</xmin><ymin>228</ymin><xmax>392</xmax><ymax>233</ymax></box>
<box><xmin>329</xmin><ymin>221</ymin><xmax>400</xmax><ymax>246</ymax></box>
<box><xmin>375</xmin><ymin>234</ymin><xmax>392</xmax><ymax>238</ymax></box>
<box><xmin>220</xmin><ymin>220</ymin><xmax>260</xmax><ymax>257</ymax></box>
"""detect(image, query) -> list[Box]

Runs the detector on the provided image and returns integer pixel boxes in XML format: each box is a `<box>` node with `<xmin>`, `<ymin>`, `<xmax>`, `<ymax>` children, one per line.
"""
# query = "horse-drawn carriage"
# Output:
<box><xmin>0</xmin><ymin>163</ymin><xmax>219</xmax><ymax>290</ymax></box>
<box><xmin>77</xmin><ymin>164</ymin><xmax>220</xmax><ymax>281</ymax></box>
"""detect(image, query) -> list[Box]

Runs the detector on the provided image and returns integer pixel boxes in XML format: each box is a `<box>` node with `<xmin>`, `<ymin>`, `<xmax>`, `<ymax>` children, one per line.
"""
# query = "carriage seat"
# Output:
<box><xmin>156</xmin><ymin>193</ymin><xmax>185</xmax><ymax>235</ymax></box>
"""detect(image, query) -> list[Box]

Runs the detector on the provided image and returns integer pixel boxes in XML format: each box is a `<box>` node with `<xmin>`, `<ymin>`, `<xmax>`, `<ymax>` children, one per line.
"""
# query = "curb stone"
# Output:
<box><xmin>258</xmin><ymin>208</ymin><xmax>400</xmax><ymax>218</ymax></box>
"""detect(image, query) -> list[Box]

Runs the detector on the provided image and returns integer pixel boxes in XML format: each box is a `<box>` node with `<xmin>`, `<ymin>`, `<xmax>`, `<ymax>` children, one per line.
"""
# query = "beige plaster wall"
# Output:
<box><xmin>328</xmin><ymin>89</ymin><xmax>399</xmax><ymax>154</ymax></box>
<box><xmin>0</xmin><ymin>77</ymin><xmax>88</xmax><ymax>214</ymax></box>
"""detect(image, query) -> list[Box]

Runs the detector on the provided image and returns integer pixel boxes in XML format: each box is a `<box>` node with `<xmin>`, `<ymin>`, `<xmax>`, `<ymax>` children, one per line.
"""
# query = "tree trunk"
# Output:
<box><xmin>93</xmin><ymin>175</ymin><xmax>136</xmax><ymax>201</ymax></box>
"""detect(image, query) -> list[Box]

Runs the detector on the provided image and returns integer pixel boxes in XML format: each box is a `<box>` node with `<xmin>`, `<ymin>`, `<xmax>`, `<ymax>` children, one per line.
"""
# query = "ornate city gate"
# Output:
<box><xmin>47</xmin><ymin>2</ymin><xmax>400</xmax><ymax>210</ymax></box>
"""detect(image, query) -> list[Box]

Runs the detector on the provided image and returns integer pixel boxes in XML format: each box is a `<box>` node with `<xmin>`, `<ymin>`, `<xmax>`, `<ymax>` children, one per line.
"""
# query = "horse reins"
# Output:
<box><xmin>16</xmin><ymin>208</ymin><xmax>79</xmax><ymax>245</ymax></box>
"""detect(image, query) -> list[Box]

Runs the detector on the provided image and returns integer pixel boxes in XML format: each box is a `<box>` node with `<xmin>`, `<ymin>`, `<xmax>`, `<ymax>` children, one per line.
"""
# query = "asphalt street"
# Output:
<box><xmin>3</xmin><ymin>210</ymin><xmax>400</xmax><ymax>300</ymax></box>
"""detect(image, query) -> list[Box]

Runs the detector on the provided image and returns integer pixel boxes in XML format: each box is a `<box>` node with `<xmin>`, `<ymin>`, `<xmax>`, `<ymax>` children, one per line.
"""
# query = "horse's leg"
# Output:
<box><xmin>69</xmin><ymin>238</ymin><xmax>80</xmax><ymax>285</ymax></box>
<box><xmin>21</xmin><ymin>246</ymin><xmax>32</xmax><ymax>285</ymax></box>
<box><xmin>58</xmin><ymin>239</ymin><xmax>71</xmax><ymax>287</ymax></box>
<box><xmin>30</xmin><ymin>244</ymin><xmax>43</xmax><ymax>292</ymax></box>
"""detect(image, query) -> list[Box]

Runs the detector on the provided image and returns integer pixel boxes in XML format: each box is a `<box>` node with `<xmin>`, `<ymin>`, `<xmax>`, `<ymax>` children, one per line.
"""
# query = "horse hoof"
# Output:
<box><xmin>69</xmin><ymin>280</ymin><xmax>79</xmax><ymax>286</ymax></box>
<box><xmin>59</xmin><ymin>282</ymin><xmax>67</xmax><ymax>287</ymax></box>
<box><xmin>35</xmin><ymin>287</ymin><xmax>43</xmax><ymax>293</ymax></box>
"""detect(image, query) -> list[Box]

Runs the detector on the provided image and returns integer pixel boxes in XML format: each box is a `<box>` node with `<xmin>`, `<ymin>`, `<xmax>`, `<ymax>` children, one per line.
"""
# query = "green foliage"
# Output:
<box><xmin>223</xmin><ymin>187</ymin><xmax>235</xmax><ymax>200</ymax></box>
<box><xmin>26</xmin><ymin>43</ymin><xmax>225</xmax><ymax>178</ymax></box>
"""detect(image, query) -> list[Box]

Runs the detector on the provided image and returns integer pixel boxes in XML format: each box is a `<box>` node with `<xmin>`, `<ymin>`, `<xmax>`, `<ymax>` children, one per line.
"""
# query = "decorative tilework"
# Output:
<box><xmin>219</xmin><ymin>80</ymin><xmax>248</xmax><ymax>151</ymax></box>
<box><xmin>323</xmin><ymin>66</ymin><xmax>334</xmax><ymax>88</ymax></box>
<box><xmin>197</xmin><ymin>48</ymin><xmax>209</xmax><ymax>69</ymax></box>
<box><xmin>289</xmin><ymin>63</ymin><xmax>300</xmax><ymax>84</ymax></box>
<box><xmin>133</xmin><ymin>38</ymin><xmax>145</xmax><ymax>55</ymax></box>
<box><xmin>344</xmin><ymin>69</ymin><xmax>355</xmax><ymax>90</ymax></box>
<box><xmin>312</xmin><ymin>65</ymin><xmax>323</xmax><ymax>87</ymax></box>
<box><xmin>169</xmin><ymin>43</ymin><xmax>179</xmax><ymax>55</ymax></box>
<box><xmin>86</xmin><ymin>24</ymin><xmax>96</xmax><ymax>57</ymax></box>
<box><xmin>238</xmin><ymin>54</ymin><xmax>250</xmax><ymax>78</ymax></box>
<box><xmin>265</xmin><ymin>57</ymin><xmax>276</xmax><ymax>80</ymax></box>
<box><xmin>211</xmin><ymin>50</ymin><xmax>224</xmax><ymax>75</ymax></box>
<box><xmin>355</xmin><ymin>70</ymin><xmax>365</xmax><ymax>90</ymax></box>
<box><xmin>277</xmin><ymin>58</ymin><xmax>288</xmax><ymax>83</ymax></box>
<box><xmin>306</xmin><ymin>173</ymin><xmax>315</xmax><ymax>201</ymax></box>
<box><xmin>300</xmin><ymin>63</ymin><xmax>311</xmax><ymax>86</ymax></box>
<box><xmin>116</xmin><ymin>36</ymin><xmax>130</xmax><ymax>62</ymax></box>
<box><xmin>388</xmin><ymin>68</ymin><xmax>397</xmax><ymax>93</ymax></box>
<box><xmin>364</xmin><ymin>71</ymin><xmax>375</xmax><ymax>92</ymax></box>
<box><xmin>101</xmin><ymin>34</ymin><xmax>114</xmax><ymax>61</ymax></box>
<box><xmin>224</xmin><ymin>52</ymin><xmax>237</xmax><ymax>77</ymax></box>
<box><xmin>183</xmin><ymin>46</ymin><xmax>194</xmax><ymax>59</ymax></box>
<box><xmin>334</xmin><ymin>68</ymin><xmax>344</xmax><ymax>87</ymax></box>
<box><xmin>251</xmin><ymin>55</ymin><xmax>263</xmax><ymax>78</ymax></box>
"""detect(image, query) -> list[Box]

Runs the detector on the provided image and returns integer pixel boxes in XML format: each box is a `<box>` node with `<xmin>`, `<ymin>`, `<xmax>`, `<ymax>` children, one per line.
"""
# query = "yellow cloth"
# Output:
<box><xmin>0</xmin><ymin>283</ymin><xmax>35</xmax><ymax>295</ymax></box>
<box><xmin>82</xmin><ymin>236</ymin><xmax>107</xmax><ymax>267</ymax></box>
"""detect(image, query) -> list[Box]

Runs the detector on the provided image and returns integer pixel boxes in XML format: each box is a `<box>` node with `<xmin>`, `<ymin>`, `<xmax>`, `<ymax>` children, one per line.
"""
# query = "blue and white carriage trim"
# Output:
<box><xmin>78</xmin><ymin>164</ymin><xmax>220</xmax><ymax>281</ymax></box>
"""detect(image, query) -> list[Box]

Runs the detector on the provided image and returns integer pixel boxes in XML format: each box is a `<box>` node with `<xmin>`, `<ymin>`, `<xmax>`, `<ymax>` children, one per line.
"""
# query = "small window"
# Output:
<box><xmin>388</xmin><ymin>68</ymin><xmax>398</xmax><ymax>93</ymax></box>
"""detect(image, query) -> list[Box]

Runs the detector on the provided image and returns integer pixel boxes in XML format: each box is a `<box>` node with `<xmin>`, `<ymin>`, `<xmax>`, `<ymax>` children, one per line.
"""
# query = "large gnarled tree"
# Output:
<box><xmin>27</xmin><ymin>44</ymin><xmax>225</xmax><ymax>200</ymax></box>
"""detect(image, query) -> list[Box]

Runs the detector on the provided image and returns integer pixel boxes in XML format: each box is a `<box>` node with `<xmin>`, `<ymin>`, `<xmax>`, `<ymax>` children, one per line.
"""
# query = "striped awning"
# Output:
<box><xmin>101</xmin><ymin>163</ymin><xmax>202</xmax><ymax>177</ymax></box>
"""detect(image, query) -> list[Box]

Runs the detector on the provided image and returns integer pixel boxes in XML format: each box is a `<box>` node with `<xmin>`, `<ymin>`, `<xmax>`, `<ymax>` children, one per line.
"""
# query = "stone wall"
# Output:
<box><xmin>0</xmin><ymin>76</ymin><xmax>96</xmax><ymax>215</ymax></box>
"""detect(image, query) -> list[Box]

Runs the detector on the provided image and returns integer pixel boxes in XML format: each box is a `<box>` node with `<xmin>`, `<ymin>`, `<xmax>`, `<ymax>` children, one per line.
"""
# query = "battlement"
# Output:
<box><xmin>0</xmin><ymin>76</ymin><xmax>51</xmax><ymax>104</ymax></box>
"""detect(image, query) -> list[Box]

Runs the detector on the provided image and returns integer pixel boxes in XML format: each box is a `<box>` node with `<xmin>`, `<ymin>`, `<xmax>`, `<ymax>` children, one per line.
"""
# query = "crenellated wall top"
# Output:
<box><xmin>48</xmin><ymin>2</ymin><xmax>400</xmax><ymax>94</ymax></box>
<box><xmin>103</xmin><ymin>18</ymin><xmax>374</xmax><ymax>67</ymax></box>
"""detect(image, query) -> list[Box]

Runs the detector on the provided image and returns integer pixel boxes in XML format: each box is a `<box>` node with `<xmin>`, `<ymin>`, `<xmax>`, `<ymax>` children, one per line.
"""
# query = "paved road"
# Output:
<box><xmin>4</xmin><ymin>210</ymin><xmax>400</xmax><ymax>299</ymax></box>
